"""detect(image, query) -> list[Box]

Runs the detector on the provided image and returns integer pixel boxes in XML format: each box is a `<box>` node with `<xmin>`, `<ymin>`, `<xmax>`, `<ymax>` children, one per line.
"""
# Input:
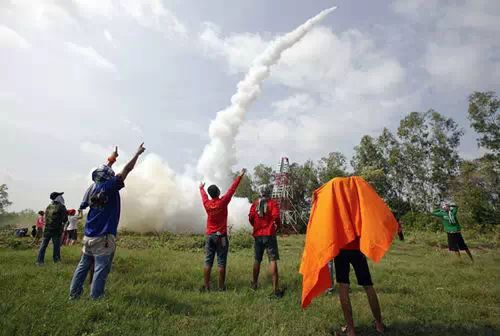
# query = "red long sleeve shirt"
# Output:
<box><xmin>248</xmin><ymin>198</ymin><xmax>281</xmax><ymax>237</ymax></box>
<box><xmin>200</xmin><ymin>175</ymin><xmax>242</xmax><ymax>235</ymax></box>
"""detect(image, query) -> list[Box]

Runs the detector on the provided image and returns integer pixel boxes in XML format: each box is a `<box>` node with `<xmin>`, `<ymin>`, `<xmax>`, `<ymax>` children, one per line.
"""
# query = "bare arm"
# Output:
<box><xmin>117</xmin><ymin>143</ymin><xmax>146</xmax><ymax>181</ymax></box>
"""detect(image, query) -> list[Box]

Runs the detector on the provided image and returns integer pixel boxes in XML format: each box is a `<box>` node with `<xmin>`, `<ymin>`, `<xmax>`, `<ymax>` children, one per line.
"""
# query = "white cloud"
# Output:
<box><xmin>393</xmin><ymin>0</ymin><xmax>500</xmax><ymax>88</ymax></box>
<box><xmin>272</xmin><ymin>93</ymin><xmax>315</xmax><ymax>116</ymax></box>
<box><xmin>72</xmin><ymin>0</ymin><xmax>114</xmax><ymax>18</ymax></box>
<box><xmin>104</xmin><ymin>30</ymin><xmax>113</xmax><ymax>42</ymax></box>
<box><xmin>66</xmin><ymin>42</ymin><xmax>117</xmax><ymax>72</ymax></box>
<box><xmin>71</xmin><ymin>0</ymin><xmax>187</xmax><ymax>37</ymax></box>
<box><xmin>7</xmin><ymin>0</ymin><xmax>77</xmax><ymax>30</ymax></box>
<box><xmin>0</xmin><ymin>25</ymin><xmax>30</xmax><ymax>49</ymax></box>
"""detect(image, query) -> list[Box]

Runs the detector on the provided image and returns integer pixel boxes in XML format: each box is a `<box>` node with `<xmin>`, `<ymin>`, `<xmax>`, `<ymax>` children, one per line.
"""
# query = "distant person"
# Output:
<box><xmin>248</xmin><ymin>185</ymin><xmax>284</xmax><ymax>298</ymax></box>
<box><xmin>432</xmin><ymin>202</ymin><xmax>473</xmax><ymax>261</ymax></box>
<box><xmin>66</xmin><ymin>209</ymin><xmax>79</xmax><ymax>246</ymax></box>
<box><xmin>69</xmin><ymin>143</ymin><xmax>146</xmax><ymax>300</ymax></box>
<box><xmin>31</xmin><ymin>225</ymin><xmax>37</xmax><ymax>238</ymax></box>
<box><xmin>33</xmin><ymin>211</ymin><xmax>45</xmax><ymax>245</ymax></box>
<box><xmin>199</xmin><ymin>168</ymin><xmax>246</xmax><ymax>291</ymax></box>
<box><xmin>36</xmin><ymin>192</ymin><xmax>67</xmax><ymax>265</ymax></box>
<box><xmin>397</xmin><ymin>220</ymin><xmax>404</xmax><ymax>241</ymax></box>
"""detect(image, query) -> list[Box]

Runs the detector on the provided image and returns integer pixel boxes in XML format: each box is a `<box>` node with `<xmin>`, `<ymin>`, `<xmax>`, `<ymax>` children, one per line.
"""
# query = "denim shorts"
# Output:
<box><xmin>254</xmin><ymin>235</ymin><xmax>280</xmax><ymax>262</ymax></box>
<box><xmin>205</xmin><ymin>233</ymin><xmax>229</xmax><ymax>268</ymax></box>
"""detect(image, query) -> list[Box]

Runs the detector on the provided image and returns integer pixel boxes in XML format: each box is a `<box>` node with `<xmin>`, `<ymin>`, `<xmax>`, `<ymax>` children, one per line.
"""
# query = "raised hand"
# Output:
<box><xmin>239</xmin><ymin>168</ymin><xmax>247</xmax><ymax>177</ymax></box>
<box><xmin>200</xmin><ymin>182</ymin><xmax>205</xmax><ymax>188</ymax></box>
<box><xmin>136</xmin><ymin>142</ymin><xmax>146</xmax><ymax>156</ymax></box>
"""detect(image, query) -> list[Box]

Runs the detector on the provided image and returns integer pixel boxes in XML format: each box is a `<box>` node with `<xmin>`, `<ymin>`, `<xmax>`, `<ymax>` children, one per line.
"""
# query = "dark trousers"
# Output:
<box><xmin>37</xmin><ymin>234</ymin><xmax>61</xmax><ymax>264</ymax></box>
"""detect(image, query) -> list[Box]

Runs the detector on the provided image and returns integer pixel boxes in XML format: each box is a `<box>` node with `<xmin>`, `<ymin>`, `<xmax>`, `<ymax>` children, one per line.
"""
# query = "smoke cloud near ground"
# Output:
<box><xmin>118</xmin><ymin>7</ymin><xmax>336</xmax><ymax>233</ymax></box>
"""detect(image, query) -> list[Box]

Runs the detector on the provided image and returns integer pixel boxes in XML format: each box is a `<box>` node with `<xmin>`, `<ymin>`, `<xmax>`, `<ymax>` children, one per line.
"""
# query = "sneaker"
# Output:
<box><xmin>35</xmin><ymin>262</ymin><xmax>44</xmax><ymax>266</ymax></box>
<box><xmin>199</xmin><ymin>286</ymin><xmax>210</xmax><ymax>293</ymax></box>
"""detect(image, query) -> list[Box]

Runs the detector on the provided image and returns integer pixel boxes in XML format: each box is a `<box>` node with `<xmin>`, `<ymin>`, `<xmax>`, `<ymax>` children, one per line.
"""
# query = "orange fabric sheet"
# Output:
<box><xmin>299</xmin><ymin>176</ymin><xmax>397</xmax><ymax>309</ymax></box>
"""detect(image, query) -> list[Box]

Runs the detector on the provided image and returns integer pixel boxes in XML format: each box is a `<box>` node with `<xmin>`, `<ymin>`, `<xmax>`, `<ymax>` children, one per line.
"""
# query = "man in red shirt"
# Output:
<box><xmin>199</xmin><ymin>168</ymin><xmax>246</xmax><ymax>291</ymax></box>
<box><xmin>248</xmin><ymin>186</ymin><xmax>284</xmax><ymax>298</ymax></box>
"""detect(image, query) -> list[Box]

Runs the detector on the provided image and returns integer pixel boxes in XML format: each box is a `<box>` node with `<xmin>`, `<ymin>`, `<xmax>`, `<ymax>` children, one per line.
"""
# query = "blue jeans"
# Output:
<box><xmin>69</xmin><ymin>252</ymin><xmax>114</xmax><ymax>299</ymax></box>
<box><xmin>36</xmin><ymin>234</ymin><xmax>61</xmax><ymax>264</ymax></box>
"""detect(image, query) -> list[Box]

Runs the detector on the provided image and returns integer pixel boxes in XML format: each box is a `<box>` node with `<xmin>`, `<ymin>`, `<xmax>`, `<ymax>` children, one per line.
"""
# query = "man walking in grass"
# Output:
<box><xmin>248</xmin><ymin>185</ymin><xmax>284</xmax><ymax>298</ymax></box>
<box><xmin>199</xmin><ymin>168</ymin><xmax>246</xmax><ymax>291</ymax></box>
<box><xmin>432</xmin><ymin>202</ymin><xmax>473</xmax><ymax>261</ymax></box>
<box><xmin>69</xmin><ymin>143</ymin><xmax>146</xmax><ymax>299</ymax></box>
<box><xmin>36</xmin><ymin>192</ymin><xmax>67</xmax><ymax>265</ymax></box>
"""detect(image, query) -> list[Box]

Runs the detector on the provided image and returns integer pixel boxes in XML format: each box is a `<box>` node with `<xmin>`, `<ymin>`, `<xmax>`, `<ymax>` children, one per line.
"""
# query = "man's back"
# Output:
<box><xmin>249</xmin><ymin>198</ymin><xmax>280</xmax><ymax>236</ymax></box>
<box><xmin>85</xmin><ymin>176</ymin><xmax>124</xmax><ymax>237</ymax></box>
<box><xmin>200</xmin><ymin>175</ymin><xmax>242</xmax><ymax>235</ymax></box>
<box><xmin>45</xmin><ymin>202</ymin><xmax>67</xmax><ymax>234</ymax></box>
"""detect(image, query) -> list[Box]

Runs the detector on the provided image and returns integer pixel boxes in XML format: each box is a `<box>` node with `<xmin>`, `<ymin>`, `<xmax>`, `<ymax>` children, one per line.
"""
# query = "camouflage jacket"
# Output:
<box><xmin>44</xmin><ymin>202</ymin><xmax>68</xmax><ymax>235</ymax></box>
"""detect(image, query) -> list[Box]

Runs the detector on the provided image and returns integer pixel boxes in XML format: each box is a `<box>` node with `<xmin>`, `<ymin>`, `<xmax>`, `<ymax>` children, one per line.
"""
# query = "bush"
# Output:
<box><xmin>401</xmin><ymin>211</ymin><xmax>441</xmax><ymax>231</ymax></box>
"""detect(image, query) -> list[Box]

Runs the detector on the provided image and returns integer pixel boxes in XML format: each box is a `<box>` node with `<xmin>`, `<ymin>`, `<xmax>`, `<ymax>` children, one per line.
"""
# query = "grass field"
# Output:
<box><xmin>0</xmin><ymin>230</ymin><xmax>499</xmax><ymax>336</ymax></box>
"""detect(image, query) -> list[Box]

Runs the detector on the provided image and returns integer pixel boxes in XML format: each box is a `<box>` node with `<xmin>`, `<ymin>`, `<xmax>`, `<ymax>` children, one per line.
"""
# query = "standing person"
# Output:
<box><xmin>36</xmin><ymin>193</ymin><xmax>67</xmax><ymax>265</ymax></box>
<box><xmin>397</xmin><ymin>220</ymin><xmax>404</xmax><ymax>241</ymax></box>
<box><xmin>334</xmin><ymin>238</ymin><xmax>385</xmax><ymax>335</ymax></box>
<box><xmin>248</xmin><ymin>185</ymin><xmax>284</xmax><ymax>298</ymax></box>
<box><xmin>432</xmin><ymin>202</ymin><xmax>473</xmax><ymax>261</ymax></box>
<box><xmin>33</xmin><ymin>211</ymin><xmax>45</xmax><ymax>245</ymax></box>
<box><xmin>66</xmin><ymin>209</ymin><xmax>79</xmax><ymax>246</ymax></box>
<box><xmin>69</xmin><ymin>143</ymin><xmax>146</xmax><ymax>300</ymax></box>
<box><xmin>199</xmin><ymin>168</ymin><xmax>246</xmax><ymax>291</ymax></box>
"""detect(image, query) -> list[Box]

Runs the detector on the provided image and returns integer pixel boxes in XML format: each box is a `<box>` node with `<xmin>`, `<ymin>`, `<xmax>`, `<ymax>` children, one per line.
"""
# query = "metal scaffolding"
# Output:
<box><xmin>271</xmin><ymin>157</ymin><xmax>305</xmax><ymax>233</ymax></box>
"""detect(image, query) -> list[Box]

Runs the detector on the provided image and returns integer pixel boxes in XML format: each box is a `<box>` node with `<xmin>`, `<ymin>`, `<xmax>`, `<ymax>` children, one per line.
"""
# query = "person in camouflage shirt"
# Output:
<box><xmin>36</xmin><ymin>192</ymin><xmax>68</xmax><ymax>265</ymax></box>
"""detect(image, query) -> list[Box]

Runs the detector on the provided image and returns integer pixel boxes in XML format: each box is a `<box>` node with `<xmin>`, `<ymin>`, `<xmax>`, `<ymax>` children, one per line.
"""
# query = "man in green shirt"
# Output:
<box><xmin>36</xmin><ymin>192</ymin><xmax>68</xmax><ymax>265</ymax></box>
<box><xmin>432</xmin><ymin>203</ymin><xmax>473</xmax><ymax>261</ymax></box>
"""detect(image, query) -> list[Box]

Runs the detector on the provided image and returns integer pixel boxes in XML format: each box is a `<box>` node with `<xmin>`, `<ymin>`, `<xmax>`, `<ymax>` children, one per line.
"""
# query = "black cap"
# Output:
<box><xmin>50</xmin><ymin>192</ymin><xmax>64</xmax><ymax>200</ymax></box>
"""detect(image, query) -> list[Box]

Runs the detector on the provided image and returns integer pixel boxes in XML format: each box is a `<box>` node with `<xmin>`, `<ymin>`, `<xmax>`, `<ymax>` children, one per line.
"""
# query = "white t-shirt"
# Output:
<box><xmin>67</xmin><ymin>215</ymin><xmax>79</xmax><ymax>230</ymax></box>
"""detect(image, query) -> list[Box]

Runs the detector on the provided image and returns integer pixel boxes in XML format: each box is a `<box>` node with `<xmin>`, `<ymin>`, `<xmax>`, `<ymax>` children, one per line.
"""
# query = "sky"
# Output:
<box><xmin>1</xmin><ymin>0</ymin><xmax>499</xmax><ymax>212</ymax></box>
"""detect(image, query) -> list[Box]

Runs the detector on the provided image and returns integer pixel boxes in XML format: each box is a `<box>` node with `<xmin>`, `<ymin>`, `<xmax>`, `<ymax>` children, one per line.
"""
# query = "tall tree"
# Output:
<box><xmin>468</xmin><ymin>91</ymin><xmax>500</xmax><ymax>156</ymax></box>
<box><xmin>253</xmin><ymin>164</ymin><xmax>274</xmax><ymax>188</ymax></box>
<box><xmin>0</xmin><ymin>184</ymin><xmax>12</xmax><ymax>215</ymax></box>
<box><xmin>317</xmin><ymin>152</ymin><xmax>347</xmax><ymax>184</ymax></box>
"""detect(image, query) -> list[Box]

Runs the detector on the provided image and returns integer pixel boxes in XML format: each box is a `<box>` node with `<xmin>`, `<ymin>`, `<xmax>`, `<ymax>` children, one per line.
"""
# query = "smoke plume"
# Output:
<box><xmin>119</xmin><ymin>7</ymin><xmax>336</xmax><ymax>233</ymax></box>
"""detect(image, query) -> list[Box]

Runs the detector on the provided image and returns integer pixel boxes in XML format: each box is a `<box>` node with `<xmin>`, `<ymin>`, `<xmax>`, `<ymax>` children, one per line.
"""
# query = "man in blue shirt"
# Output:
<box><xmin>69</xmin><ymin>143</ymin><xmax>145</xmax><ymax>299</ymax></box>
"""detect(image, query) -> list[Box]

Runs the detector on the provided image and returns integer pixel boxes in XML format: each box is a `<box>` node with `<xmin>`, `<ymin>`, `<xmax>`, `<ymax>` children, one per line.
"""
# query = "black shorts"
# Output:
<box><xmin>334</xmin><ymin>249</ymin><xmax>373</xmax><ymax>287</ymax></box>
<box><xmin>254</xmin><ymin>236</ymin><xmax>280</xmax><ymax>262</ymax></box>
<box><xmin>67</xmin><ymin>229</ymin><xmax>77</xmax><ymax>240</ymax></box>
<box><xmin>447</xmin><ymin>232</ymin><xmax>468</xmax><ymax>251</ymax></box>
<box><xmin>204</xmin><ymin>233</ymin><xmax>229</xmax><ymax>268</ymax></box>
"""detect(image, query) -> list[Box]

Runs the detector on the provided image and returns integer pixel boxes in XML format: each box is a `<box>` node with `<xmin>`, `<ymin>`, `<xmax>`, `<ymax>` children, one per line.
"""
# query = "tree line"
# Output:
<box><xmin>235</xmin><ymin>91</ymin><xmax>499</xmax><ymax>233</ymax></box>
<box><xmin>1</xmin><ymin>91</ymin><xmax>498</xmax><ymax>233</ymax></box>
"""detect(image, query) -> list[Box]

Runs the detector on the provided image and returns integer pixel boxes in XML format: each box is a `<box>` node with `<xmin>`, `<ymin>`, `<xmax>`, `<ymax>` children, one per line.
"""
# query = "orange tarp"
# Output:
<box><xmin>299</xmin><ymin>176</ymin><xmax>397</xmax><ymax>309</ymax></box>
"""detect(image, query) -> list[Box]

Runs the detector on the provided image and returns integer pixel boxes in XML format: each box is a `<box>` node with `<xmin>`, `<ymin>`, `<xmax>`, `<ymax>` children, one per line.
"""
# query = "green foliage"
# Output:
<box><xmin>0</xmin><ymin>184</ymin><xmax>12</xmax><ymax>215</ymax></box>
<box><xmin>316</xmin><ymin>152</ymin><xmax>348</xmax><ymax>184</ymax></box>
<box><xmin>234</xmin><ymin>173</ymin><xmax>257</xmax><ymax>202</ymax></box>
<box><xmin>0</xmin><ymin>233</ymin><xmax>498</xmax><ymax>336</ymax></box>
<box><xmin>450</xmin><ymin>157</ymin><xmax>499</xmax><ymax>231</ymax></box>
<box><xmin>400</xmin><ymin>211</ymin><xmax>441</xmax><ymax>231</ymax></box>
<box><xmin>468</xmin><ymin>91</ymin><xmax>500</xmax><ymax>155</ymax></box>
<box><xmin>0</xmin><ymin>209</ymin><xmax>37</xmax><ymax>229</ymax></box>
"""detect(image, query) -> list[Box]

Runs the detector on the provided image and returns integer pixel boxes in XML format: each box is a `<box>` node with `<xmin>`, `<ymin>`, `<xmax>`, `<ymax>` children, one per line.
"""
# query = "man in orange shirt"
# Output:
<box><xmin>248</xmin><ymin>186</ymin><xmax>284</xmax><ymax>298</ymax></box>
<box><xmin>334</xmin><ymin>239</ymin><xmax>384</xmax><ymax>336</ymax></box>
<box><xmin>199</xmin><ymin>168</ymin><xmax>246</xmax><ymax>291</ymax></box>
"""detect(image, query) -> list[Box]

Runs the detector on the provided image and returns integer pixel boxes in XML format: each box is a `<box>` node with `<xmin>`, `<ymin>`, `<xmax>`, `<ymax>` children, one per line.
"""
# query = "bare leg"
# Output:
<box><xmin>269</xmin><ymin>260</ymin><xmax>279</xmax><ymax>293</ymax></box>
<box><xmin>464</xmin><ymin>249</ymin><xmax>474</xmax><ymax>262</ymax></box>
<box><xmin>364</xmin><ymin>286</ymin><xmax>384</xmax><ymax>332</ymax></box>
<box><xmin>252</xmin><ymin>261</ymin><xmax>260</xmax><ymax>288</ymax></box>
<box><xmin>217</xmin><ymin>266</ymin><xmax>226</xmax><ymax>290</ymax></box>
<box><xmin>338</xmin><ymin>283</ymin><xmax>356</xmax><ymax>336</ymax></box>
<box><xmin>203</xmin><ymin>266</ymin><xmax>211</xmax><ymax>290</ymax></box>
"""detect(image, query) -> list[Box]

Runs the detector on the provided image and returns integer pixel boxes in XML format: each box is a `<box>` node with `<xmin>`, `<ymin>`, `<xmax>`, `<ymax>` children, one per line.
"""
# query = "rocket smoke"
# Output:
<box><xmin>118</xmin><ymin>7</ymin><xmax>336</xmax><ymax>233</ymax></box>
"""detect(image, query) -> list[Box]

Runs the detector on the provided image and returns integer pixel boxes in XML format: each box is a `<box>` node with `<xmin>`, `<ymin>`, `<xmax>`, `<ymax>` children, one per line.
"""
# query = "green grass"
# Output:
<box><xmin>0</xmin><ymin>231</ymin><xmax>499</xmax><ymax>336</ymax></box>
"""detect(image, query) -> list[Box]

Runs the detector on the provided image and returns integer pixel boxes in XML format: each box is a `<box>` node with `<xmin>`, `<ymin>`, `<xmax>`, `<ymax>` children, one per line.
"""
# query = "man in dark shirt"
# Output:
<box><xmin>36</xmin><ymin>192</ymin><xmax>67</xmax><ymax>265</ymax></box>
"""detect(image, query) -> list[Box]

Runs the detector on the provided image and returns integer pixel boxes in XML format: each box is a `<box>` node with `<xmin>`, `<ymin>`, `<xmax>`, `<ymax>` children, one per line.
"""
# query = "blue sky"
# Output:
<box><xmin>1</xmin><ymin>0</ymin><xmax>499</xmax><ymax>211</ymax></box>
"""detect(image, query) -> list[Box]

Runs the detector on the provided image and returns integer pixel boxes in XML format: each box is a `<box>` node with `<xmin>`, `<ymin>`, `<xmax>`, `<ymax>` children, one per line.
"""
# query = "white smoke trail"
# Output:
<box><xmin>197</xmin><ymin>6</ymin><xmax>336</xmax><ymax>188</ymax></box>
<box><xmin>118</xmin><ymin>7</ymin><xmax>336</xmax><ymax>233</ymax></box>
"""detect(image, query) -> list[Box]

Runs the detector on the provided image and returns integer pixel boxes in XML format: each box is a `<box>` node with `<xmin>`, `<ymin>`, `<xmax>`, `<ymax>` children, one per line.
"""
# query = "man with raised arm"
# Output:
<box><xmin>69</xmin><ymin>143</ymin><xmax>146</xmax><ymax>299</ymax></box>
<box><xmin>199</xmin><ymin>168</ymin><xmax>246</xmax><ymax>291</ymax></box>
